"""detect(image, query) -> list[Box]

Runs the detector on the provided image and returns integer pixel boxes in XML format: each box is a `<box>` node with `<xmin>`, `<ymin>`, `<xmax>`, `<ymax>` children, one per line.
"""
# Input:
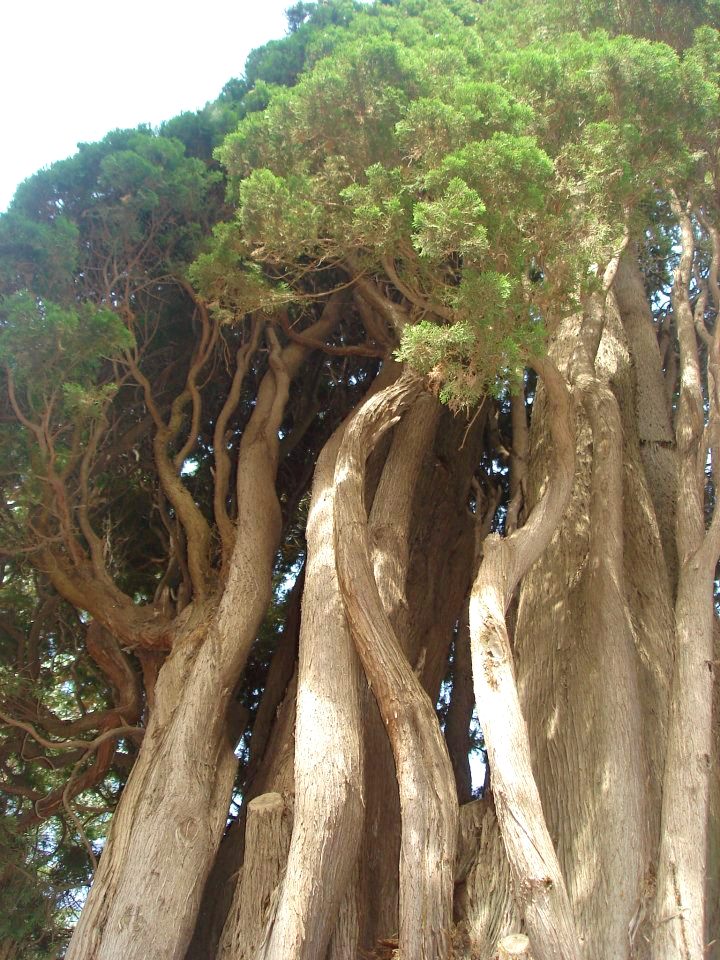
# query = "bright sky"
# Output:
<box><xmin>0</xmin><ymin>0</ymin><xmax>293</xmax><ymax>211</ymax></box>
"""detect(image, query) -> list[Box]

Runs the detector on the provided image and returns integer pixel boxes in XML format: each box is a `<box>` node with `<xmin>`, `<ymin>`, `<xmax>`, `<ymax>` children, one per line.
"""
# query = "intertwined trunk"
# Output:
<box><xmin>512</xmin><ymin>290</ymin><xmax>675</xmax><ymax>959</ymax></box>
<box><xmin>334</xmin><ymin>372</ymin><xmax>458</xmax><ymax>960</ymax></box>
<box><xmin>653</xmin><ymin>206</ymin><xmax>720</xmax><ymax>959</ymax></box>
<box><xmin>66</xmin><ymin>309</ymin><xmax>339</xmax><ymax>960</ymax></box>
<box><xmin>469</xmin><ymin>356</ymin><xmax>580</xmax><ymax>960</ymax></box>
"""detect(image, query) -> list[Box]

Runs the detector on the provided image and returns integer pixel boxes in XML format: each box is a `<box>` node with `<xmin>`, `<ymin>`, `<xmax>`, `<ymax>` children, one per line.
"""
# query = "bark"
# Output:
<box><xmin>256</xmin><ymin>395</ymin><xmax>376</xmax><ymax>959</ymax></box>
<box><xmin>469</xmin><ymin>356</ymin><xmax>580</xmax><ymax>960</ymax></box>
<box><xmin>243</xmin><ymin>359</ymin><xmax>407</xmax><ymax>960</ymax></box>
<box><xmin>186</xmin><ymin>612</ymin><xmax>301</xmax><ymax>960</ymax></box>
<box><xmin>455</xmin><ymin>797</ymin><xmax>518</xmax><ymax>958</ymax></box>
<box><xmin>613</xmin><ymin>252</ymin><xmax>677</xmax><ymax>589</ymax></box>
<box><xmin>515</xmin><ymin>296</ymin><xmax>674</xmax><ymax>959</ymax></box>
<box><xmin>218</xmin><ymin>793</ymin><xmax>293</xmax><ymax>960</ymax></box>
<box><xmin>653</xmin><ymin>206</ymin><xmax>719</xmax><ymax>959</ymax></box>
<box><xmin>351</xmin><ymin>390</ymin><xmax>442</xmax><ymax>948</ymax></box>
<box><xmin>67</xmin><ymin>305</ymin><xmax>341</xmax><ymax>960</ymax></box>
<box><xmin>334</xmin><ymin>372</ymin><xmax>459</xmax><ymax>960</ymax></box>
<box><xmin>569</xmin><ymin>294</ymin><xmax>651</xmax><ymax>957</ymax></box>
<box><xmin>498</xmin><ymin>935</ymin><xmax>533</xmax><ymax>959</ymax></box>
<box><xmin>65</xmin><ymin>602</ymin><xmax>238</xmax><ymax>960</ymax></box>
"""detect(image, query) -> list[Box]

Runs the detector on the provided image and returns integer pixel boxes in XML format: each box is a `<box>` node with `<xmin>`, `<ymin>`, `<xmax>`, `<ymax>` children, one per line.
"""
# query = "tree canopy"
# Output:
<box><xmin>1</xmin><ymin>1</ymin><xmax>719</xmax><ymax>958</ymax></box>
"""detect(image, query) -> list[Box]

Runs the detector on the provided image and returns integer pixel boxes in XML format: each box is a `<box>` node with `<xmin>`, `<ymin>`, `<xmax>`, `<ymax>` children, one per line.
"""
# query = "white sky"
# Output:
<box><xmin>0</xmin><ymin>0</ymin><xmax>293</xmax><ymax>211</ymax></box>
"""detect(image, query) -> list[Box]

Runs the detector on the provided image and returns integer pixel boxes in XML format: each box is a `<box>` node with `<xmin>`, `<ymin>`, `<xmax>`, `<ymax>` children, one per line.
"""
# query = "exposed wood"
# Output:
<box><xmin>218</xmin><ymin>793</ymin><xmax>293</xmax><ymax>959</ymax></box>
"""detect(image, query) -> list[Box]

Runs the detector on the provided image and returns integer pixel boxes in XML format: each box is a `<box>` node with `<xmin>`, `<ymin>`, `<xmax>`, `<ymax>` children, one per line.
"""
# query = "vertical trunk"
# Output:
<box><xmin>613</xmin><ymin>253</ymin><xmax>677</xmax><ymax>590</ymax></box>
<box><xmin>218</xmin><ymin>794</ymin><xmax>293</xmax><ymax>960</ymax></box>
<box><xmin>353</xmin><ymin>391</ymin><xmax>441</xmax><ymax>949</ymax></box>
<box><xmin>569</xmin><ymin>296</ymin><xmax>651</xmax><ymax>958</ymax></box>
<box><xmin>469</xmin><ymin>356</ymin><xmax>580</xmax><ymax>960</ymax></box>
<box><xmin>255</xmin><ymin>428</ymin><xmax>365</xmax><ymax>960</ymax></box>
<box><xmin>456</xmin><ymin>798</ymin><xmax>519</xmax><ymax>957</ymax></box>
<box><xmin>516</xmin><ymin>298</ymin><xmax>674</xmax><ymax>959</ymax></box>
<box><xmin>257</xmin><ymin>370</ymin><xmax>389</xmax><ymax>959</ymax></box>
<box><xmin>334</xmin><ymin>372</ymin><xmax>459</xmax><ymax>960</ymax></box>
<box><xmin>653</xmin><ymin>207</ymin><xmax>719</xmax><ymax>959</ymax></box>
<box><xmin>186</xmin><ymin>589</ymin><xmax>302</xmax><ymax>960</ymax></box>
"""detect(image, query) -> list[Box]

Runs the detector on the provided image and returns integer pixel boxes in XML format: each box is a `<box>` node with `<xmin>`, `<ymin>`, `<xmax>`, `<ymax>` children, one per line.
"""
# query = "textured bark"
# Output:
<box><xmin>456</xmin><ymin>797</ymin><xmax>518</xmax><ymax>958</ymax></box>
<box><xmin>256</xmin><ymin>442</ymin><xmax>364</xmax><ymax>959</ymax></box>
<box><xmin>258</xmin><ymin>393</ymin><xmax>374</xmax><ymax>960</ymax></box>
<box><xmin>67</xmin><ymin>309</ymin><xmax>339</xmax><ymax>960</ymax></box>
<box><xmin>570</xmin><ymin>296</ymin><xmax>651</xmax><ymax>958</ymax></box>
<box><xmin>218</xmin><ymin>794</ymin><xmax>293</xmax><ymax>960</ymax></box>
<box><xmin>469</xmin><ymin>356</ymin><xmax>579</xmax><ymax>960</ymax></box>
<box><xmin>613</xmin><ymin>253</ymin><xmax>677</xmax><ymax>589</ymax></box>
<box><xmin>65</xmin><ymin>603</ymin><xmax>238</xmax><ymax>960</ymax></box>
<box><xmin>186</xmin><ymin>610</ymin><xmax>301</xmax><ymax>960</ymax></box>
<box><xmin>334</xmin><ymin>372</ymin><xmax>458</xmax><ymax>960</ymax></box>
<box><xmin>515</xmin><ymin>298</ymin><xmax>674</xmax><ymax>959</ymax></box>
<box><xmin>351</xmin><ymin>390</ymin><xmax>442</xmax><ymax>948</ymax></box>
<box><xmin>653</xmin><ymin>207</ymin><xmax>719</xmax><ymax>959</ymax></box>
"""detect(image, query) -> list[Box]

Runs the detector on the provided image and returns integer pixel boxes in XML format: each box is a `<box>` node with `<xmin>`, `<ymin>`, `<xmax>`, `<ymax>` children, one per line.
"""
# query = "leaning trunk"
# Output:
<box><xmin>67</xmin><ymin>317</ymin><xmax>334</xmax><ymax>960</ymax></box>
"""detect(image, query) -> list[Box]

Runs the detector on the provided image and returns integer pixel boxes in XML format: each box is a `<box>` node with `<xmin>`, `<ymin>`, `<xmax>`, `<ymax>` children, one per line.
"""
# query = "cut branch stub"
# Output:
<box><xmin>333</xmin><ymin>370</ymin><xmax>458</xmax><ymax>960</ymax></box>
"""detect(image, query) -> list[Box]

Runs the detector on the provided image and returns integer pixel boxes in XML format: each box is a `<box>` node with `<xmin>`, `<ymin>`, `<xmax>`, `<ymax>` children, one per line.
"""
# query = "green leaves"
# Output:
<box><xmin>0</xmin><ymin>293</ymin><xmax>133</xmax><ymax>412</ymax></box>
<box><xmin>412</xmin><ymin>178</ymin><xmax>488</xmax><ymax>261</ymax></box>
<box><xmin>341</xmin><ymin>164</ymin><xmax>410</xmax><ymax>251</ymax></box>
<box><xmin>239</xmin><ymin>169</ymin><xmax>321</xmax><ymax>259</ymax></box>
<box><xmin>397</xmin><ymin>271</ymin><xmax>545</xmax><ymax>409</ymax></box>
<box><xmin>203</xmin><ymin>0</ymin><xmax>720</xmax><ymax>410</ymax></box>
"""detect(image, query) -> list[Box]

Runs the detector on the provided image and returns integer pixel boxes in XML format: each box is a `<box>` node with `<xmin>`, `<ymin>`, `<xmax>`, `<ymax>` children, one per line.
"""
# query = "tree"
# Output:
<box><xmin>0</xmin><ymin>1</ymin><xmax>718</xmax><ymax>959</ymax></box>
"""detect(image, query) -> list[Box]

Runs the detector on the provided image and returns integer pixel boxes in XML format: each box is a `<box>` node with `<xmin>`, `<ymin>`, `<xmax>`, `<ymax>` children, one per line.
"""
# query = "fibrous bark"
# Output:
<box><xmin>66</xmin><ymin>302</ymin><xmax>341</xmax><ymax>960</ymax></box>
<box><xmin>334</xmin><ymin>371</ymin><xmax>458</xmax><ymax>960</ymax></box>
<box><xmin>469</xmin><ymin>356</ymin><xmax>579</xmax><ymax>960</ymax></box>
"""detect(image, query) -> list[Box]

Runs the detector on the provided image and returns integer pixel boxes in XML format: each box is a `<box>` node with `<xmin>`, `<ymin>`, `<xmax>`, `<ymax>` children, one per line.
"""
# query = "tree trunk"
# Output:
<box><xmin>218</xmin><ymin>793</ymin><xmax>293</xmax><ymax>959</ymax></box>
<box><xmin>469</xmin><ymin>356</ymin><xmax>580</xmax><ymax>960</ymax></box>
<box><xmin>65</xmin><ymin>604</ymin><xmax>238</xmax><ymax>960</ymax></box>
<box><xmin>67</xmin><ymin>314</ymin><xmax>337</xmax><ymax>960</ymax></box>
<box><xmin>652</xmin><ymin>206</ymin><xmax>719</xmax><ymax>960</ymax></box>
<box><xmin>334</xmin><ymin>372</ymin><xmax>459</xmax><ymax>960</ymax></box>
<box><xmin>515</xmin><ymin>296</ymin><xmax>675</xmax><ymax>959</ymax></box>
<box><xmin>257</xmin><ymin>421</ymin><xmax>365</xmax><ymax>960</ymax></box>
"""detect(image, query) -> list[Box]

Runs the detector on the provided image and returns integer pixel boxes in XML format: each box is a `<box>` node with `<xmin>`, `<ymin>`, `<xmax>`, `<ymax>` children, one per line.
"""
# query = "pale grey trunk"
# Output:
<box><xmin>469</xmin><ymin>356</ymin><xmax>580</xmax><ymax>960</ymax></box>
<box><xmin>334</xmin><ymin>373</ymin><xmax>459</xmax><ymax>960</ymax></box>
<box><xmin>515</xmin><ymin>300</ymin><xmax>673</xmax><ymax>959</ymax></box>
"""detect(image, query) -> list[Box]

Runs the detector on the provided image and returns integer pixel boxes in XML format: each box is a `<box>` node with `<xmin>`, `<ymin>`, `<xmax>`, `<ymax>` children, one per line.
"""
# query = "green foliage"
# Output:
<box><xmin>397</xmin><ymin>271</ymin><xmax>546</xmax><ymax>408</ymax></box>
<box><xmin>0</xmin><ymin>293</ymin><xmax>132</xmax><ymax>395</ymax></box>
<box><xmin>412</xmin><ymin>178</ymin><xmax>488</xmax><ymax>262</ymax></box>
<box><xmin>341</xmin><ymin>164</ymin><xmax>410</xmax><ymax>251</ymax></box>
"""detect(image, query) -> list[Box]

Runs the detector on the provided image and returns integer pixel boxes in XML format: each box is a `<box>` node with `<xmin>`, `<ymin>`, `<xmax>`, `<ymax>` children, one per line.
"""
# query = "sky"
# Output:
<box><xmin>0</xmin><ymin>0</ymin><xmax>294</xmax><ymax>211</ymax></box>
